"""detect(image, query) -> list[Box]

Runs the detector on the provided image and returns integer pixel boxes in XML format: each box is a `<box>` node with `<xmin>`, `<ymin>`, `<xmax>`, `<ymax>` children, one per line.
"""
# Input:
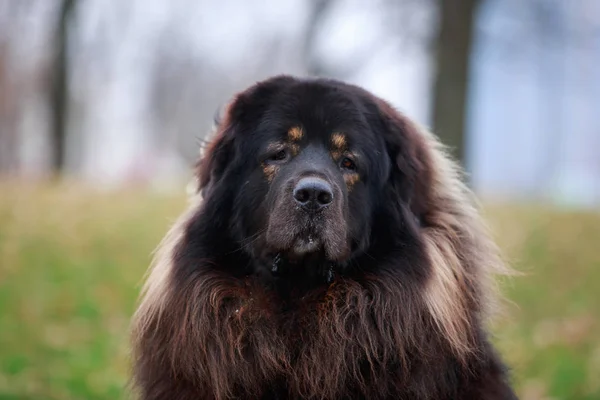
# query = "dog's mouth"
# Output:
<box><xmin>265</xmin><ymin>216</ymin><xmax>349</xmax><ymax>261</ymax></box>
<box><xmin>269</xmin><ymin>250</ymin><xmax>337</xmax><ymax>285</ymax></box>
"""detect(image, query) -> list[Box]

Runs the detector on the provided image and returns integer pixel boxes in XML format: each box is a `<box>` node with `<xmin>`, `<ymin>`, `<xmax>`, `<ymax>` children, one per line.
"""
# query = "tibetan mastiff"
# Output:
<box><xmin>131</xmin><ymin>76</ymin><xmax>517</xmax><ymax>399</ymax></box>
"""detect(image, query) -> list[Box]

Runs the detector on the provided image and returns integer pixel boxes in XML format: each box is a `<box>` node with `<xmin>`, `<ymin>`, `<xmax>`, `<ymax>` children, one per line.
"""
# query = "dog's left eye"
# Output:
<box><xmin>267</xmin><ymin>149</ymin><xmax>288</xmax><ymax>163</ymax></box>
<box><xmin>340</xmin><ymin>157</ymin><xmax>356</xmax><ymax>171</ymax></box>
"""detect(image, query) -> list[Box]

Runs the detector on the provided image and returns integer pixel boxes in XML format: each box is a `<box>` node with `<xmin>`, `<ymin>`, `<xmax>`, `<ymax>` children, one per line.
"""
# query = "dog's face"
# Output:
<box><xmin>198</xmin><ymin>76</ymin><xmax>423</xmax><ymax>279</ymax></box>
<box><xmin>255</xmin><ymin>125</ymin><xmax>380</xmax><ymax>261</ymax></box>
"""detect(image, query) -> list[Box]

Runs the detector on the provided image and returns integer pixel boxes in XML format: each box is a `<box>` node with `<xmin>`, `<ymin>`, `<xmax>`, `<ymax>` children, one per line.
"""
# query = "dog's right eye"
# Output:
<box><xmin>267</xmin><ymin>149</ymin><xmax>288</xmax><ymax>163</ymax></box>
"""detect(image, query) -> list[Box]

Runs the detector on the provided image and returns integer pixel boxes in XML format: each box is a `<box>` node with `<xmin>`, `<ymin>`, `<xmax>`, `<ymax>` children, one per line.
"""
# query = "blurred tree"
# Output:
<box><xmin>432</xmin><ymin>0</ymin><xmax>480</xmax><ymax>169</ymax></box>
<box><xmin>49</xmin><ymin>0</ymin><xmax>76</xmax><ymax>174</ymax></box>
<box><xmin>0</xmin><ymin>1</ymin><xmax>27</xmax><ymax>174</ymax></box>
<box><xmin>149</xmin><ymin>47</ymin><xmax>218</xmax><ymax>163</ymax></box>
<box><xmin>302</xmin><ymin>0</ymin><xmax>380</xmax><ymax>79</ymax></box>
<box><xmin>0</xmin><ymin>41</ymin><xmax>18</xmax><ymax>174</ymax></box>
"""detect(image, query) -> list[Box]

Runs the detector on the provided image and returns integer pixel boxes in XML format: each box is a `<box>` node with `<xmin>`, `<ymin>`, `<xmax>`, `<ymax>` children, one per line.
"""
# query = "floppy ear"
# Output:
<box><xmin>374</xmin><ymin>98</ymin><xmax>433</xmax><ymax>226</ymax></box>
<box><xmin>195</xmin><ymin>75</ymin><xmax>297</xmax><ymax>197</ymax></box>
<box><xmin>373</xmin><ymin>98</ymin><xmax>511</xmax><ymax>357</ymax></box>
<box><xmin>195</xmin><ymin>112</ymin><xmax>237</xmax><ymax>198</ymax></box>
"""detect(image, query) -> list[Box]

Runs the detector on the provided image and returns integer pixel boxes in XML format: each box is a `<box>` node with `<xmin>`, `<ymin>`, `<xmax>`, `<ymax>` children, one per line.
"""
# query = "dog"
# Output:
<box><xmin>131</xmin><ymin>75</ymin><xmax>517</xmax><ymax>399</ymax></box>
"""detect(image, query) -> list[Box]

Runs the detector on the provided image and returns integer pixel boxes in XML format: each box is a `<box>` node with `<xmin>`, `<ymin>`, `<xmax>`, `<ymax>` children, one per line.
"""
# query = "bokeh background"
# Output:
<box><xmin>0</xmin><ymin>0</ymin><xmax>599</xmax><ymax>399</ymax></box>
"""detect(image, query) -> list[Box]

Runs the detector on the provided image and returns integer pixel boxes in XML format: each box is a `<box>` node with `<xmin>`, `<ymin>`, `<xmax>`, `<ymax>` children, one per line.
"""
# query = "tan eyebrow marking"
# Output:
<box><xmin>331</xmin><ymin>132</ymin><xmax>347</xmax><ymax>150</ymax></box>
<box><xmin>287</xmin><ymin>126</ymin><xmax>303</xmax><ymax>142</ymax></box>
<box><xmin>330</xmin><ymin>133</ymin><xmax>347</xmax><ymax>161</ymax></box>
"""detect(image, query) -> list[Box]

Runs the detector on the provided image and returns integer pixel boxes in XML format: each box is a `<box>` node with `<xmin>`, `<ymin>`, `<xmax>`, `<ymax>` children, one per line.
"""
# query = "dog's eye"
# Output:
<box><xmin>268</xmin><ymin>149</ymin><xmax>288</xmax><ymax>162</ymax></box>
<box><xmin>340</xmin><ymin>157</ymin><xmax>356</xmax><ymax>171</ymax></box>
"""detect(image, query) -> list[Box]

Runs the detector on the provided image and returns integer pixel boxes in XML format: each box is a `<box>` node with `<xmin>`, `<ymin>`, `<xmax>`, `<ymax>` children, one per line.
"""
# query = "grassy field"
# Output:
<box><xmin>0</xmin><ymin>183</ymin><xmax>599</xmax><ymax>400</ymax></box>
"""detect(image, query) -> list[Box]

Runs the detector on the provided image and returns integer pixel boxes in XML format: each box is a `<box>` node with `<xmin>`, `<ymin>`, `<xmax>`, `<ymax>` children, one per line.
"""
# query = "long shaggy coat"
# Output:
<box><xmin>131</xmin><ymin>76</ymin><xmax>517</xmax><ymax>400</ymax></box>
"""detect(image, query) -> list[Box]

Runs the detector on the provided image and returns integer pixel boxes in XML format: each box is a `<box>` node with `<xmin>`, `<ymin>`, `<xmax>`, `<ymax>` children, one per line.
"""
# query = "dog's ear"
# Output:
<box><xmin>373</xmin><ymin>98</ymin><xmax>433</xmax><ymax>226</ymax></box>
<box><xmin>372</xmin><ymin>97</ymin><xmax>502</xmax><ymax>357</ymax></box>
<box><xmin>196</xmin><ymin>114</ymin><xmax>236</xmax><ymax>197</ymax></box>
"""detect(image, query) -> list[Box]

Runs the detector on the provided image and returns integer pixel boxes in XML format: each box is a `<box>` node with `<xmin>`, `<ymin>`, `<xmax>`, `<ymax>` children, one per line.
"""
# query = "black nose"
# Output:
<box><xmin>293</xmin><ymin>177</ymin><xmax>333</xmax><ymax>211</ymax></box>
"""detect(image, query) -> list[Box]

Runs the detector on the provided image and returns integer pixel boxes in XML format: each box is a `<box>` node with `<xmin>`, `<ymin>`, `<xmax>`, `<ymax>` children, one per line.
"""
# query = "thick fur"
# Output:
<box><xmin>131</xmin><ymin>76</ymin><xmax>517</xmax><ymax>399</ymax></box>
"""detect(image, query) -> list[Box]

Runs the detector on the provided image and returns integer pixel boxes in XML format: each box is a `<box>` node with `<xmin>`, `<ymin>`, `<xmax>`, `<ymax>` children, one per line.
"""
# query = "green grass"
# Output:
<box><xmin>1</xmin><ymin>183</ymin><xmax>599</xmax><ymax>399</ymax></box>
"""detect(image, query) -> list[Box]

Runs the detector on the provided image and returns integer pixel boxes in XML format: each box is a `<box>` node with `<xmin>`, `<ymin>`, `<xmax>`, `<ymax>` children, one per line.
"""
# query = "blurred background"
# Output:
<box><xmin>0</xmin><ymin>0</ymin><xmax>599</xmax><ymax>399</ymax></box>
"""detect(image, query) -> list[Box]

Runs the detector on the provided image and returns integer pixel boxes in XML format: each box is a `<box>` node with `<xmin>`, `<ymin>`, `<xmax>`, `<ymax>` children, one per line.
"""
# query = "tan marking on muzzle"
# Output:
<box><xmin>344</xmin><ymin>173</ymin><xmax>360</xmax><ymax>191</ymax></box>
<box><xmin>290</xmin><ymin>143</ymin><xmax>300</xmax><ymax>156</ymax></box>
<box><xmin>263</xmin><ymin>164</ymin><xmax>278</xmax><ymax>182</ymax></box>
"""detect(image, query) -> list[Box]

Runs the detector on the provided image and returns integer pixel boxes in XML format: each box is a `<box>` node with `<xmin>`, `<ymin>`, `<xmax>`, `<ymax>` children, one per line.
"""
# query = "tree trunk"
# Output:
<box><xmin>49</xmin><ymin>0</ymin><xmax>76</xmax><ymax>174</ymax></box>
<box><xmin>0</xmin><ymin>44</ymin><xmax>18</xmax><ymax>174</ymax></box>
<box><xmin>431</xmin><ymin>0</ymin><xmax>480</xmax><ymax>170</ymax></box>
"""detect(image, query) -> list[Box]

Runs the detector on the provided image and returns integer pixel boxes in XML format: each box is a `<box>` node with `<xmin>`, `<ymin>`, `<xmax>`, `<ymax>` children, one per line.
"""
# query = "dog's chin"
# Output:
<box><xmin>264</xmin><ymin>231</ymin><xmax>351</xmax><ymax>263</ymax></box>
<box><xmin>290</xmin><ymin>235</ymin><xmax>323</xmax><ymax>257</ymax></box>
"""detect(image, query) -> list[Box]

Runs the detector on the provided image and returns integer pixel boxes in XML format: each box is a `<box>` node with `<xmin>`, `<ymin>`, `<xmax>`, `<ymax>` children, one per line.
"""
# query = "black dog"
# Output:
<box><xmin>131</xmin><ymin>76</ymin><xmax>517</xmax><ymax>399</ymax></box>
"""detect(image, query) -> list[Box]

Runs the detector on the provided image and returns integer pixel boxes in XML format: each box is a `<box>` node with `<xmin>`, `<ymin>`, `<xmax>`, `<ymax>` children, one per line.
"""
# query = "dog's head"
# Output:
<box><xmin>195</xmin><ymin>76</ymin><xmax>432</xmax><ymax>279</ymax></box>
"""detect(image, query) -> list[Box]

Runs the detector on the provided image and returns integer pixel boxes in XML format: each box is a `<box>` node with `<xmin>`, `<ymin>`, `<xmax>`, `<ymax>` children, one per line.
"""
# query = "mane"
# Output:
<box><xmin>130</xmin><ymin>92</ymin><xmax>512</xmax><ymax>400</ymax></box>
<box><xmin>416</xmin><ymin>126</ymin><xmax>510</xmax><ymax>355</ymax></box>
